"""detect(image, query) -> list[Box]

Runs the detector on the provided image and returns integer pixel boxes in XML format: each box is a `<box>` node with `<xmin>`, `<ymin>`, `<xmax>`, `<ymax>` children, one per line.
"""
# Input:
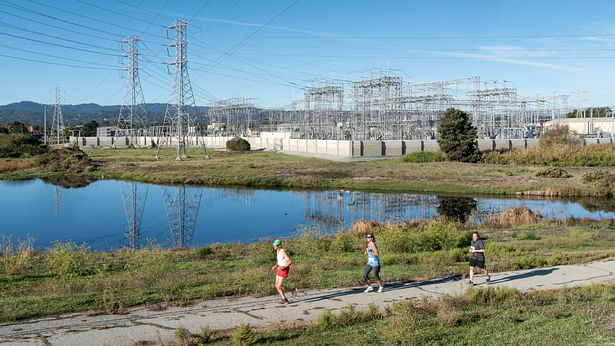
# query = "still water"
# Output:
<box><xmin>1</xmin><ymin>179</ymin><xmax>614</xmax><ymax>250</ymax></box>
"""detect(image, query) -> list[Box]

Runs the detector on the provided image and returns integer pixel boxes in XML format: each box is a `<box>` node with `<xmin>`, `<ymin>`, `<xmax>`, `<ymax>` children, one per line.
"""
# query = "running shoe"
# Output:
<box><xmin>292</xmin><ymin>288</ymin><xmax>299</xmax><ymax>298</ymax></box>
<box><xmin>280</xmin><ymin>299</ymin><xmax>289</xmax><ymax>304</ymax></box>
<box><xmin>486</xmin><ymin>275</ymin><xmax>491</xmax><ymax>283</ymax></box>
<box><xmin>377</xmin><ymin>286</ymin><xmax>383</xmax><ymax>293</ymax></box>
<box><xmin>468</xmin><ymin>280</ymin><xmax>474</xmax><ymax>286</ymax></box>
<box><xmin>364</xmin><ymin>286</ymin><xmax>374</xmax><ymax>293</ymax></box>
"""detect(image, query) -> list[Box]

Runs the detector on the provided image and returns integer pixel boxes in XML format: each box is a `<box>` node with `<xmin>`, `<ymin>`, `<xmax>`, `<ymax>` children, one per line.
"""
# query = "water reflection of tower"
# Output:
<box><xmin>54</xmin><ymin>186</ymin><xmax>63</xmax><ymax>215</ymax></box>
<box><xmin>300</xmin><ymin>190</ymin><xmax>345</xmax><ymax>231</ymax></box>
<box><xmin>119</xmin><ymin>182</ymin><xmax>148</xmax><ymax>249</ymax></box>
<box><xmin>349</xmin><ymin>192</ymin><xmax>438</xmax><ymax>222</ymax></box>
<box><xmin>161</xmin><ymin>186</ymin><xmax>203</xmax><ymax>249</ymax></box>
<box><xmin>215</xmin><ymin>188</ymin><xmax>255</xmax><ymax>206</ymax></box>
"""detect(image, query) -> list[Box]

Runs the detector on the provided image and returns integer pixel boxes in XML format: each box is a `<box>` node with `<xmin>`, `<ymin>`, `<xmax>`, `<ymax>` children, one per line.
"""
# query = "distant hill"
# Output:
<box><xmin>0</xmin><ymin>101</ymin><xmax>209</xmax><ymax>126</ymax></box>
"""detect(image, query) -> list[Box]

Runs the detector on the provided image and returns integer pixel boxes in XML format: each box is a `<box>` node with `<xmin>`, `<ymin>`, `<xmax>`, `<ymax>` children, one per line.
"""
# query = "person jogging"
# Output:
<box><xmin>363</xmin><ymin>233</ymin><xmax>383</xmax><ymax>293</ymax></box>
<box><xmin>272</xmin><ymin>239</ymin><xmax>297</xmax><ymax>304</ymax></box>
<box><xmin>469</xmin><ymin>231</ymin><xmax>491</xmax><ymax>285</ymax></box>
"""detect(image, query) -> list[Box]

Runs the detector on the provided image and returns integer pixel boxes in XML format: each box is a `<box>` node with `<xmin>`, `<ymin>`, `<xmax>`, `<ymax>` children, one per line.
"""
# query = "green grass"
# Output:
<box><xmin>2</xmin><ymin>219</ymin><xmax>615</xmax><ymax>322</ymax></box>
<box><xmin>2</xmin><ymin>147</ymin><xmax>614</xmax><ymax>197</ymax></box>
<box><xmin>202</xmin><ymin>284</ymin><xmax>615</xmax><ymax>345</ymax></box>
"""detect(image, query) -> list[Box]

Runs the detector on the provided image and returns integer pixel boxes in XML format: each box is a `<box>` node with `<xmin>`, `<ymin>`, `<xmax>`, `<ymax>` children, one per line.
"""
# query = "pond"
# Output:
<box><xmin>1</xmin><ymin>179</ymin><xmax>614</xmax><ymax>250</ymax></box>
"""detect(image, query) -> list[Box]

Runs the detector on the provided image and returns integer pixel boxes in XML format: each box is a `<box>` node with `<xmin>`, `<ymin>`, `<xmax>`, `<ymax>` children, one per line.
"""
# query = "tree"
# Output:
<box><xmin>437</xmin><ymin>196</ymin><xmax>477</xmax><ymax>223</ymax></box>
<box><xmin>81</xmin><ymin>120</ymin><xmax>99</xmax><ymax>137</ymax></box>
<box><xmin>8</xmin><ymin>121</ymin><xmax>26</xmax><ymax>134</ymax></box>
<box><xmin>437</xmin><ymin>108</ymin><xmax>480</xmax><ymax>163</ymax></box>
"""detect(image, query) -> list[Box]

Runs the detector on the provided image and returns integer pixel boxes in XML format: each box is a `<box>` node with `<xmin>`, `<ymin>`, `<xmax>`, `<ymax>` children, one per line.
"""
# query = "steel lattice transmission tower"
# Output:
<box><xmin>163</xmin><ymin>19</ymin><xmax>198</xmax><ymax>161</ymax></box>
<box><xmin>161</xmin><ymin>186</ymin><xmax>202</xmax><ymax>249</ymax></box>
<box><xmin>119</xmin><ymin>182</ymin><xmax>148</xmax><ymax>249</ymax></box>
<box><xmin>51</xmin><ymin>88</ymin><xmax>65</xmax><ymax>144</ymax></box>
<box><xmin>118</xmin><ymin>35</ymin><xmax>147</xmax><ymax>138</ymax></box>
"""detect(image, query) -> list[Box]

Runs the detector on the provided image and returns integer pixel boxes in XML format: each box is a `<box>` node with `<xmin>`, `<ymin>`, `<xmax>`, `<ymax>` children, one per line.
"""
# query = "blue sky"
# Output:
<box><xmin>2</xmin><ymin>0</ymin><xmax>615</xmax><ymax>107</ymax></box>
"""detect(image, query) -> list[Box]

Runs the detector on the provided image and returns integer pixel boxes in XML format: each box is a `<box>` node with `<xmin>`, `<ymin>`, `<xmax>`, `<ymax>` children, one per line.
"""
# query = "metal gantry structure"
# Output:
<box><xmin>117</xmin><ymin>35</ymin><xmax>147</xmax><ymax>139</ymax></box>
<box><xmin>161</xmin><ymin>185</ymin><xmax>203</xmax><ymax>249</ymax></box>
<box><xmin>118</xmin><ymin>181</ymin><xmax>148</xmax><ymax>249</ymax></box>
<box><xmin>207</xmin><ymin>98</ymin><xmax>258</xmax><ymax>136</ymax></box>
<box><xmin>51</xmin><ymin>87</ymin><xmax>65</xmax><ymax>144</ymax></box>
<box><xmin>160</xmin><ymin>19</ymin><xmax>198</xmax><ymax>160</ymax></box>
<box><xmin>263</xmin><ymin>68</ymin><xmax>570</xmax><ymax>140</ymax></box>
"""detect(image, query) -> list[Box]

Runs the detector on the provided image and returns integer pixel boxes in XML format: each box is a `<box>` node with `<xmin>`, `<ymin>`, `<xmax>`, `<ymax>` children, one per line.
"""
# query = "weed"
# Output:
<box><xmin>0</xmin><ymin>235</ymin><xmax>33</xmax><ymax>276</ymax></box>
<box><xmin>318</xmin><ymin>309</ymin><xmax>336</xmax><ymax>329</ymax></box>
<box><xmin>231</xmin><ymin>323</ymin><xmax>259</xmax><ymax>345</ymax></box>
<box><xmin>174</xmin><ymin>326</ymin><xmax>189</xmax><ymax>344</ymax></box>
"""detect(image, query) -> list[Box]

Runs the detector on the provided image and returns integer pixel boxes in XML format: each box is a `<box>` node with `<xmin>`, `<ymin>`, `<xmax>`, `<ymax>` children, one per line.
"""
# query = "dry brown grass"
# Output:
<box><xmin>349</xmin><ymin>220</ymin><xmax>383</xmax><ymax>234</ymax></box>
<box><xmin>0</xmin><ymin>160</ymin><xmax>32</xmax><ymax>173</ymax></box>
<box><xmin>481</xmin><ymin>207</ymin><xmax>543</xmax><ymax>228</ymax></box>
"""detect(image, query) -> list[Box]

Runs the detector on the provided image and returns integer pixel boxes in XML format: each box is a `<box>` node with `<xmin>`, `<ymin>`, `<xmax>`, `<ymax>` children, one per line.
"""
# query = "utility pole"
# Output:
<box><xmin>118</xmin><ymin>35</ymin><xmax>147</xmax><ymax>142</ymax></box>
<box><xmin>51</xmin><ymin>88</ymin><xmax>64</xmax><ymax>145</ymax></box>
<box><xmin>163</xmin><ymin>19</ymin><xmax>198</xmax><ymax>161</ymax></box>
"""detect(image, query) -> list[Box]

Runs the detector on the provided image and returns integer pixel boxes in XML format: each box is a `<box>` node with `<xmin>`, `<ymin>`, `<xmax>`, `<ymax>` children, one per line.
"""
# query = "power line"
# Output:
<box><xmin>0</xmin><ymin>53</ymin><xmax>117</xmax><ymax>70</ymax></box>
<box><xmin>0</xmin><ymin>21</ymin><xmax>119</xmax><ymax>52</ymax></box>
<box><xmin>0</xmin><ymin>31</ymin><xmax>119</xmax><ymax>57</ymax></box>
<box><xmin>1</xmin><ymin>43</ymin><xmax>119</xmax><ymax>68</ymax></box>
<box><xmin>203</xmin><ymin>0</ymin><xmax>304</xmax><ymax>72</ymax></box>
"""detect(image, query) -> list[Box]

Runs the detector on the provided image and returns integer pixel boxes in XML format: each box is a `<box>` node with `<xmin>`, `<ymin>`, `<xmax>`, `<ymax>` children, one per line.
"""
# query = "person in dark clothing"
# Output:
<box><xmin>469</xmin><ymin>231</ymin><xmax>491</xmax><ymax>285</ymax></box>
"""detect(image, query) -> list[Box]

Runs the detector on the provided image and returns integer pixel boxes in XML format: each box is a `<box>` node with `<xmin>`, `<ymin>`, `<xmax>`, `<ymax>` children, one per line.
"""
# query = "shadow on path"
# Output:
<box><xmin>488</xmin><ymin>268</ymin><xmax>558</xmax><ymax>285</ymax></box>
<box><xmin>300</xmin><ymin>276</ymin><xmax>461</xmax><ymax>304</ymax></box>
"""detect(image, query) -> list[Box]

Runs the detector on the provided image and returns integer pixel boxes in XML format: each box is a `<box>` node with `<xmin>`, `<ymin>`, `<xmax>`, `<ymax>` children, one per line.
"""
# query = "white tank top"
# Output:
<box><xmin>277</xmin><ymin>249</ymin><xmax>288</xmax><ymax>267</ymax></box>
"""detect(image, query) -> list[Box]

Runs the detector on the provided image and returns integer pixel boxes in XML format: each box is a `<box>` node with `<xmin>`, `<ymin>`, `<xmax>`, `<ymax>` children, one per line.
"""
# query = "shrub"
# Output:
<box><xmin>513</xmin><ymin>255</ymin><xmax>540</xmax><ymax>269</ymax></box>
<box><xmin>400</xmin><ymin>151</ymin><xmax>447</xmax><ymax>163</ymax></box>
<box><xmin>582</xmin><ymin>169</ymin><xmax>615</xmax><ymax>188</ymax></box>
<box><xmin>318</xmin><ymin>309</ymin><xmax>336</xmax><ymax>329</ymax></box>
<box><xmin>226</xmin><ymin>137</ymin><xmax>250</xmax><ymax>152</ymax></box>
<box><xmin>231</xmin><ymin>323</ymin><xmax>258</xmax><ymax>345</ymax></box>
<box><xmin>0</xmin><ymin>134</ymin><xmax>47</xmax><ymax>158</ymax></box>
<box><xmin>46</xmin><ymin>241</ymin><xmax>93</xmax><ymax>280</ymax></box>
<box><xmin>437</xmin><ymin>108</ymin><xmax>481</xmax><ymax>162</ymax></box>
<box><xmin>535</xmin><ymin>167</ymin><xmax>572</xmax><ymax>178</ymax></box>
<box><xmin>523</xmin><ymin>231</ymin><xmax>540</xmax><ymax>240</ymax></box>
<box><xmin>195</xmin><ymin>246</ymin><xmax>213</xmax><ymax>259</ymax></box>
<box><xmin>380</xmin><ymin>221</ymin><xmax>465</xmax><ymax>254</ymax></box>
<box><xmin>539</xmin><ymin>126</ymin><xmax>581</xmax><ymax>149</ymax></box>
<box><xmin>337</xmin><ymin>305</ymin><xmax>361</xmax><ymax>326</ymax></box>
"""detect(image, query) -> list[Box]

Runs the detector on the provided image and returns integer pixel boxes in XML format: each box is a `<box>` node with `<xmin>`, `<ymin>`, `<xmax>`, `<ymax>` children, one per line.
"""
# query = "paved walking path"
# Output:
<box><xmin>2</xmin><ymin>260</ymin><xmax>615</xmax><ymax>345</ymax></box>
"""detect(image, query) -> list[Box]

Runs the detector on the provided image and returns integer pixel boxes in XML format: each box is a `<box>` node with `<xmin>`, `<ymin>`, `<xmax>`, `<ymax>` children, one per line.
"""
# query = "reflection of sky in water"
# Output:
<box><xmin>1</xmin><ymin>179</ymin><xmax>614</xmax><ymax>251</ymax></box>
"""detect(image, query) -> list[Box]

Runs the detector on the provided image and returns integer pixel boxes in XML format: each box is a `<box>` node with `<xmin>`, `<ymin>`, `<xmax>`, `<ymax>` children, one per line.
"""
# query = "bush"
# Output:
<box><xmin>46</xmin><ymin>241</ymin><xmax>93</xmax><ymax>280</ymax></box>
<box><xmin>195</xmin><ymin>246</ymin><xmax>213</xmax><ymax>259</ymax></box>
<box><xmin>582</xmin><ymin>169</ymin><xmax>615</xmax><ymax>188</ymax></box>
<box><xmin>380</xmin><ymin>221</ymin><xmax>466</xmax><ymax>254</ymax></box>
<box><xmin>400</xmin><ymin>151</ymin><xmax>447</xmax><ymax>163</ymax></box>
<box><xmin>539</xmin><ymin>126</ymin><xmax>581</xmax><ymax>149</ymax></box>
<box><xmin>318</xmin><ymin>309</ymin><xmax>336</xmax><ymax>329</ymax></box>
<box><xmin>231</xmin><ymin>323</ymin><xmax>258</xmax><ymax>345</ymax></box>
<box><xmin>437</xmin><ymin>108</ymin><xmax>481</xmax><ymax>163</ymax></box>
<box><xmin>0</xmin><ymin>134</ymin><xmax>47</xmax><ymax>158</ymax></box>
<box><xmin>534</xmin><ymin>167</ymin><xmax>572</xmax><ymax>178</ymax></box>
<box><xmin>226</xmin><ymin>137</ymin><xmax>251</xmax><ymax>152</ymax></box>
<box><xmin>174</xmin><ymin>326</ymin><xmax>189</xmax><ymax>344</ymax></box>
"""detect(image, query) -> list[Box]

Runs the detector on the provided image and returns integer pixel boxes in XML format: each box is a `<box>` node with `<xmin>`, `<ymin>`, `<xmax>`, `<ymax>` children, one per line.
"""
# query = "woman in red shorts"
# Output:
<box><xmin>272</xmin><ymin>239</ymin><xmax>297</xmax><ymax>304</ymax></box>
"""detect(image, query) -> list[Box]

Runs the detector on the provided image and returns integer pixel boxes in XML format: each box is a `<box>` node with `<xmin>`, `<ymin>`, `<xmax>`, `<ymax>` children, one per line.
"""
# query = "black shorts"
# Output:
<box><xmin>469</xmin><ymin>258</ymin><xmax>485</xmax><ymax>269</ymax></box>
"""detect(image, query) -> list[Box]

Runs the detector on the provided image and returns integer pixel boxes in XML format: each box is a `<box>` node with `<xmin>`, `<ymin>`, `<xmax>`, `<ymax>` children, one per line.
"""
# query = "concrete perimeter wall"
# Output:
<box><xmin>71</xmin><ymin>136</ymin><xmax>613</xmax><ymax>159</ymax></box>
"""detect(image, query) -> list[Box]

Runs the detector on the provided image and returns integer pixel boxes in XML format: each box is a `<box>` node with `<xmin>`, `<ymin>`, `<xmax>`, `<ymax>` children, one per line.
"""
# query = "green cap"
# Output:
<box><xmin>273</xmin><ymin>239</ymin><xmax>282</xmax><ymax>246</ymax></box>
